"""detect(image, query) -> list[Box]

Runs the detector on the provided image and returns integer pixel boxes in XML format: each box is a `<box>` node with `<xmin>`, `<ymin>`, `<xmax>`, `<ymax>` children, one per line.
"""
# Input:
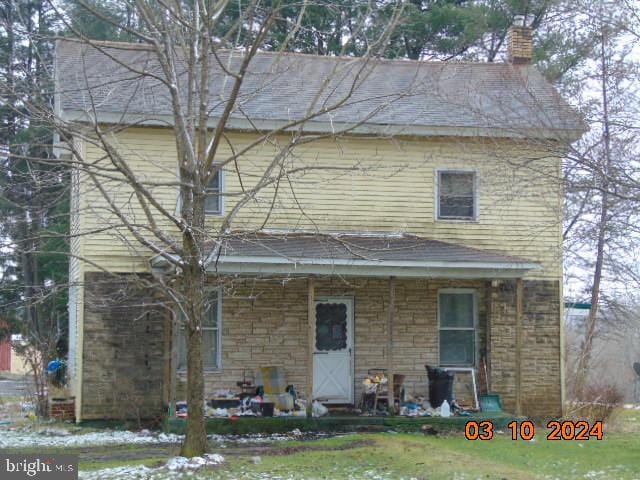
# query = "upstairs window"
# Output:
<box><xmin>438</xmin><ymin>290</ymin><xmax>476</xmax><ymax>366</ymax></box>
<box><xmin>437</xmin><ymin>170</ymin><xmax>476</xmax><ymax>220</ymax></box>
<box><xmin>205</xmin><ymin>170</ymin><xmax>222</xmax><ymax>215</ymax></box>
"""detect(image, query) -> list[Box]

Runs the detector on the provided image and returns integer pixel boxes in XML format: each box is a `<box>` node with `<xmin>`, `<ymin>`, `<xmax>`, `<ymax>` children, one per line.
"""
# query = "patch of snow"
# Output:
<box><xmin>166</xmin><ymin>454</ymin><xmax>224</xmax><ymax>471</ymax></box>
<box><xmin>584</xmin><ymin>471</ymin><xmax>607</xmax><ymax>479</ymax></box>
<box><xmin>0</xmin><ymin>427</ymin><xmax>183</xmax><ymax>448</ymax></box>
<box><xmin>79</xmin><ymin>465</ymin><xmax>153</xmax><ymax>480</ymax></box>
<box><xmin>80</xmin><ymin>454</ymin><xmax>224</xmax><ymax>480</ymax></box>
<box><xmin>1</xmin><ymin>426</ymin><xmax>337</xmax><ymax>450</ymax></box>
<box><xmin>208</xmin><ymin>430</ymin><xmax>334</xmax><ymax>446</ymax></box>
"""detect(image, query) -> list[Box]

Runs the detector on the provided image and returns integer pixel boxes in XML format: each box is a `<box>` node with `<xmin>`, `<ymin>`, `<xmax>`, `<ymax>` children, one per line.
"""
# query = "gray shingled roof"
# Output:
<box><xmin>216</xmin><ymin>233</ymin><xmax>535</xmax><ymax>266</ymax></box>
<box><xmin>55</xmin><ymin>40</ymin><xmax>583</xmax><ymax>138</ymax></box>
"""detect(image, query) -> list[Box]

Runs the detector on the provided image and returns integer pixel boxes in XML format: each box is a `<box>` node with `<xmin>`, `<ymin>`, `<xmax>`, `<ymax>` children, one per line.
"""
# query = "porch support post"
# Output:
<box><xmin>306</xmin><ymin>276</ymin><xmax>315</xmax><ymax>418</ymax></box>
<box><xmin>484</xmin><ymin>280</ymin><xmax>495</xmax><ymax>393</ymax></box>
<box><xmin>162</xmin><ymin>312</ymin><xmax>171</xmax><ymax>406</ymax></box>
<box><xmin>387</xmin><ymin>276</ymin><xmax>396</xmax><ymax>414</ymax></box>
<box><xmin>515</xmin><ymin>278</ymin><xmax>524</xmax><ymax>416</ymax></box>
<box><xmin>169</xmin><ymin>312</ymin><xmax>179</xmax><ymax>417</ymax></box>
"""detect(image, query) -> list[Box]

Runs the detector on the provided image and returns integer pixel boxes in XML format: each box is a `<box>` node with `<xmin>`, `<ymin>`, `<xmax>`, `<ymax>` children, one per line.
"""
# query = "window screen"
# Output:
<box><xmin>205</xmin><ymin>171</ymin><xmax>221</xmax><ymax>214</ymax></box>
<box><xmin>177</xmin><ymin>296</ymin><xmax>220</xmax><ymax>371</ymax></box>
<box><xmin>439</xmin><ymin>292</ymin><xmax>475</xmax><ymax>366</ymax></box>
<box><xmin>438</xmin><ymin>171</ymin><xmax>475</xmax><ymax>219</ymax></box>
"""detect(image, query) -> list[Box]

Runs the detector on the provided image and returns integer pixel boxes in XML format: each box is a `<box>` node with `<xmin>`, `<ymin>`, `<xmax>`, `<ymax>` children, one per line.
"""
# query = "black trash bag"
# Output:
<box><xmin>426</xmin><ymin>365</ymin><xmax>454</xmax><ymax>409</ymax></box>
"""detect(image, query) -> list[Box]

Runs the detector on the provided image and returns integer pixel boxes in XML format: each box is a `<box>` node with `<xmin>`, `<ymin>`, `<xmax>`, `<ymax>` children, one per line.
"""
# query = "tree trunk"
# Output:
<box><xmin>179</xmin><ymin>268</ymin><xmax>208</xmax><ymax>457</ymax></box>
<box><xmin>181</xmin><ymin>321</ymin><xmax>207</xmax><ymax>456</ymax></box>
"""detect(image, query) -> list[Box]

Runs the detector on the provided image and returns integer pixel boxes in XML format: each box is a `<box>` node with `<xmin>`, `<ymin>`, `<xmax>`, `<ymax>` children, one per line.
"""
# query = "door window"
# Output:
<box><xmin>315</xmin><ymin>303</ymin><xmax>348</xmax><ymax>351</ymax></box>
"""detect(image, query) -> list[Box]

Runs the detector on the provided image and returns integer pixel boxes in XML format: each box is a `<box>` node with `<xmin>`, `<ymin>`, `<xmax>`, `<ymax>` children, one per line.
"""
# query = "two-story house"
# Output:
<box><xmin>56</xmin><ymin>23</ymin><xmax>583</xmax><ymax>422</ymax></box>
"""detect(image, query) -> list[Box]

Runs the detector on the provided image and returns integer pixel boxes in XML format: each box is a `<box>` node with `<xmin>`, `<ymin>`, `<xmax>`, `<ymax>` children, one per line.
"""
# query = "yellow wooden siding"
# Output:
<box><xmin>77</xmin><ymin>128</ymin><xmax>563</xmax><ymax>280</ymax></box>
<box><xmin>70</xmin><ymin>138</ymin><xmax>86</xmax><ymax>420</ymax></box>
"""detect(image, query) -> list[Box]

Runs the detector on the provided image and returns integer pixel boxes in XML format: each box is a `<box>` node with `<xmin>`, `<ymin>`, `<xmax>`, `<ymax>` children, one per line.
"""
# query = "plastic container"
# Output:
<box><xmin>441</xmin><ymin>399</ymin><xmax>451</xmax><ymax>417</ymax></box>
<box><xmin>479</xmin><ymin>394</ymin><xmax>503</xmax><ymax>412</ymax></box>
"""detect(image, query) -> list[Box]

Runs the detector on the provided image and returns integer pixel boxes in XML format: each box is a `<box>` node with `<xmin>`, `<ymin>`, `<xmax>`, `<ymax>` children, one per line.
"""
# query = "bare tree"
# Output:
<box><xmin>43</xmin><ymin>0</ymin><xmax>408</xmax><ymax>456</ymax></box>
<box><xmin>562</xmin><ymin>0</ymin><xmax>640</xmax><ymax>398</ymax></box>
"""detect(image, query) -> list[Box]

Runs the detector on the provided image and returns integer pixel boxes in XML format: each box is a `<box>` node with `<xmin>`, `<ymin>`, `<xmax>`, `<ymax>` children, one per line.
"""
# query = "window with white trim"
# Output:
<box><xmin>437</xmin><ymin>170</ymin><xmax>476</xmax><ymax>220</ymax></box>
<box><xmin>438</xmin><ymin>290</ymin><xmax>476</xmax><ymax>366</ymax></box>
<box><xmin>177</xmin><ymin>291</ymin><xmax>221</xmax><ymax>371</ymax></box>
<box><xmin>204</xmin><ymin>170</ymin><xmax>222</xmax><ymax>214</ymax></box>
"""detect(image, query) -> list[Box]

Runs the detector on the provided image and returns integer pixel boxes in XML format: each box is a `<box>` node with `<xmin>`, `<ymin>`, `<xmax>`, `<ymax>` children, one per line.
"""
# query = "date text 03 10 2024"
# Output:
<box><xmin>464</xmin><ymin>420</ymin><xmax>604</xmax><ymax>441</ymax></box>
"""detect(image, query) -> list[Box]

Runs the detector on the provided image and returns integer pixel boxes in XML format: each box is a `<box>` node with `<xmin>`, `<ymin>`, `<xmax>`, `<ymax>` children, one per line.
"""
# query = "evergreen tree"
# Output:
<box><xmin>0</xmin><ymin>0</ymin><xmax>68</xmax><ymax>415</ymax></box>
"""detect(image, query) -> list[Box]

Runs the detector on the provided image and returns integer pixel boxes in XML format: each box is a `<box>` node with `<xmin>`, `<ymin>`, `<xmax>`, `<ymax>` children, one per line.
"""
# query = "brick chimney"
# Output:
<box><xmin>507</xmin><ymin>15</ymin><xmax>533</xmax><ymax>64</ymax></box>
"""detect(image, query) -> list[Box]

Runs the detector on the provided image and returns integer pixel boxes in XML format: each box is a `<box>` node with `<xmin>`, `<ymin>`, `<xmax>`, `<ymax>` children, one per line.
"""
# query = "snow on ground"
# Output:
<box><xmin>209</xmin><ymin>428</ymin><xmax>333</xmax><ymax>446</ymax></box>
<box><xmin>0</xmin><ymin>424</ymin><xmax>329</xmax><ymax>449</ymax></box>
<box><xmin>79</xmin><ymin>454</ymin><xmax>225</xmax><ymax>480</ymax></box>
<box><xmin>0</xmin><ymin>425</ymin><xmax>356</xmax><ymax>479</ymax></box>
<box><xmin>0</xmin><ymin>427</ymin><xmax>183</xmax><ymax>448</ymax></box>
<box><xmin>80</xmin><ymin>465</ymin><xmax>402</xmax><ymax>480</ymax></box>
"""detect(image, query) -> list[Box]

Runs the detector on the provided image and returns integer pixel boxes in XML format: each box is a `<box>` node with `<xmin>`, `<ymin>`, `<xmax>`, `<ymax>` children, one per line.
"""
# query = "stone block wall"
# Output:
<box><xmin>79</xmin><ymin>273</ymin><xmax>561</xmax><ymax>419</ymax></box>
<box><xmin>521</xmin><ymin>280</ymin><xmax>562</xmax><ymax>416</ymax></box>
<box><xmin>489</xmin><ymin>280</ymin><xmax>562</xmax><ymax>417</ymax></box>
<box><xmin>198</xmin><ymin>276</ymin><xmax>560</xmax><ymax>415</ymax></box>
<box><xmin>81</xmin><ymin>272</ymin><xmax>167</xmax><ymax>420</ymax></box>
<box><xmin>197</xmin><ymin>277</ymin><xmax>488</xmax><ymax>405</ymax></box>
<box><xmin>488</xmin><ymin>281</ymin><xmax>518</xmax><ymax>411</ymax></box>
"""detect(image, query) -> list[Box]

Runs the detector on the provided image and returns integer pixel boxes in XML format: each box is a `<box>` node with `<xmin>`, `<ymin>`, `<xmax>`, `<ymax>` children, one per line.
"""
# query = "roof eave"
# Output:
<box><xmin>151</xmin><ymin>253</ymin><xmax>539</xmax><ymax>279</ymax></box>
<box><xmin>209</xmin><ymin>258</ymin><xmax>537</xmax><ymax>279</ymax></box>
<box><xmin>58</xmin><ymin>108</ymin><xmax>584</xmax><ymax>141</ymax></box>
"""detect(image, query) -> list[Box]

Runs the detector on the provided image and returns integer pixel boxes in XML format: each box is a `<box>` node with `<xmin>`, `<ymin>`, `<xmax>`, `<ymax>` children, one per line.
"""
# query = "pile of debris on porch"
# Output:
<box><xmin>174</xmin><ymin>367</ymin><xmax>325</xmax><ymax>419</ymax></box>
<box><xmin>360</xmin><ymin>366</ymin><xmax>499</xmax><ymax>418</ymax></box>
<box><xmin>173</xmin><ymin>365</ymin><xmax>503</xmax><ymax>420</ymax></box>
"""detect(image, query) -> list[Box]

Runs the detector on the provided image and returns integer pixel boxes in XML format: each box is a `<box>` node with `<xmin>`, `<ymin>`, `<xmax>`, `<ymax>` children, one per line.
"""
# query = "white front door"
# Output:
<box><xmin>313</xmin><ymin>297</ymin><xmax>354</xmax><ymax>404</ymax></box>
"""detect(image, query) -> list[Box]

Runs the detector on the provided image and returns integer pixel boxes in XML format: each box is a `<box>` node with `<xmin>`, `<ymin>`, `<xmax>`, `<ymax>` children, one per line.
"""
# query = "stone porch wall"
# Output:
<box><xmin>489</xmin><ymin>280</ymin><xmax>562</xmax><ymax>417</ymax></box>
<box><xmin>196</xmin><ymin>276</ymin><xmax>561</xmax><ymax>416</ymax></box>
<box><xmin>200</xmin><ymin>277</ymin><xmax>488</xmax><ymax>406</ymax></box>
<box><xmin>79</xmin><ymin>274</ymin><xmax>561</xmax><ymax>419</ymax></box>
<box><xmin>81</xmin><ymin>272</ymin><xmax>167</xmax><ymax>420</ymax></box>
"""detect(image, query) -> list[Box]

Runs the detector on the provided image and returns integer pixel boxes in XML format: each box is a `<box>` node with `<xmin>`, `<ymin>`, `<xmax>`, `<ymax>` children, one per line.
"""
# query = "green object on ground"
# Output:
<box><xmin>479</xmin><ymin>394</ymin><xmax>503</xmax><ymax>412</ymax></box>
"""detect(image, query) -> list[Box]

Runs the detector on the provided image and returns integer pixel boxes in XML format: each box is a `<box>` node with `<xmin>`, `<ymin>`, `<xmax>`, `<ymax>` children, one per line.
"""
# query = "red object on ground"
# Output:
<box><xmin>0</xmin><ymin>339</ymin><xmax>11</xmax><ymax>371</ymax></box>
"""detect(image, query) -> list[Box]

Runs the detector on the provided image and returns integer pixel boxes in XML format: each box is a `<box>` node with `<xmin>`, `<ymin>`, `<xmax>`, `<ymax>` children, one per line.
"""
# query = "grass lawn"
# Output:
<box><xmin>3</xmin><ymin>408</ymin><xmax>639</xmax><ymax>479</ymax></box>
<box><xmin>211</xmin><ymin>412</ymin><xmax>640</xmax><ymax>480</ymax></box>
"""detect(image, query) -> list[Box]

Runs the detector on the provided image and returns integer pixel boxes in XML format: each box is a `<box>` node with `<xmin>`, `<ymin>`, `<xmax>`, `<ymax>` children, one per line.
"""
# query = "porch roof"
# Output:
<box><xmin>194</xmin><ymin>233</ymin><xmax>538</xmax><ymax>279</ymax></box>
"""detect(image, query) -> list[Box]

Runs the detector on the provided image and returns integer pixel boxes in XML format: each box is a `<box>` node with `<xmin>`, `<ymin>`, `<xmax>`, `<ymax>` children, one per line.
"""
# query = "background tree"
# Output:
<box><xmin>0</xmin><ymin>0</ymin><xmax>68</xmax><ymax>416</ymax></box>
<box><xmin>562</xmin><ymin>0</ymin><xmax>640</xmax><ymax>399</ymax></box>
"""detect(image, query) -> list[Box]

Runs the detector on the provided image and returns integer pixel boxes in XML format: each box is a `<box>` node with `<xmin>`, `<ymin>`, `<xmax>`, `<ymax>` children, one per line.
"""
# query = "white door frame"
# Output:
<box><xmin>313</xmin><ymin>296</ymin><xmax>355</xmax><ymax>404</ymax></box>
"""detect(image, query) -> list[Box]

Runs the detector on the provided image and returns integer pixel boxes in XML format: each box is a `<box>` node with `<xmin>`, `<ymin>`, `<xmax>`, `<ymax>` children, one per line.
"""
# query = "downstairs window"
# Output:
<box><xmin>177</xmin><ymin>290</ymin><xmax>221</xmax><ymax>371</ymax></box>
<box><xmin>438</xmin><ymin>290</ymin><xmax>476</xmax><ymax>366</ymax></box>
